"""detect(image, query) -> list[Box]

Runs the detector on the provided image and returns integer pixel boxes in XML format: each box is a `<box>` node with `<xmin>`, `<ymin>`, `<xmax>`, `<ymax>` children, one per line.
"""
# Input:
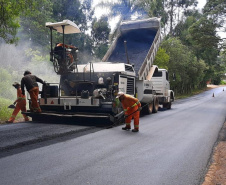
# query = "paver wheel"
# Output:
<box><xmin>53</xmin><ymin>58</ymin><xmax>60</xmax><ymax>73</ymax></box>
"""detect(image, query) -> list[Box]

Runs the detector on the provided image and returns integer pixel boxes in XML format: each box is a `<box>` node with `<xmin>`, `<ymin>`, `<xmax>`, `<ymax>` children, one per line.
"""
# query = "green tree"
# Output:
<box><xmin>203</xmin><ymin>0</ymin><xmax>226</xmax><ymax>24</ymax></box>
<box><xmin>0</xmin><ymin>0</ymin><xmax>47</xmax><ymax>44</ymax></box>
<box><xmin>173</xmin><ymin>11</ymin><xmax>202</xmax><ymax>42</ymax></box>
<box><xmin>19</xmin><ymin>0</ymin><xmax>53</xmax><ymax>53</ymax></box>
<box><xmin>153</xmin><ymin>47</ymin><xmax>169</xmax><ymax>70</ymax></box>
<box><xmin>52</xmin><ymin>0</ymin><xmax>91</xmax><ymax>31</ymax></box>
<box><xmin>161</xmin><ymin>37</ymin><xmax>207</xmax><ymax>94</ymax></box>
<box><xmin>188</xmin><ymin>17</ymin><xmax>221</xmax><ymax>63</ymax></box>
<box><xmin>203</xmin><ymin>0</ymin><xmax>226</xmax><ymax>47</ymax></box>
<box><xmin>91</xmin><ymin>16</ymin><xmax>110</xmax><ymax>59</ymax></box>
<box><xmin>211</xmin><ymin>50</ymin><xmax>226</xmax><ymax>84</ymax></box>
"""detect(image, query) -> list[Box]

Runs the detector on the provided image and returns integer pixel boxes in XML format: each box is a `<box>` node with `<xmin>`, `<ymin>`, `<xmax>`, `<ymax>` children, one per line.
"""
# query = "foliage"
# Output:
<box><xmin>153</xmin><ymin>47</ymin><xmax>169</xmax><ymax>70</ymax></box>
<box><xmin>19</xmin><ymin>0</ymin><xmax>53</xmax><ymax>53</ymax></box>
<box><xmin>161</xmin><ymin>37</ymin><xmax>207</xmax><ymax>94</ymax></box>
<box><xmin>211</xmin><ymin>50</ymin><xmax>226</xmax><ymax>85</ymax></box>
<box><xmin>91</xmin><ymin>17</ymin><xmax>110</xmax><ymax>44</ymax></box>
<box><xmin>188</xmin><ymin>17</ymin><xmax>221</xmax><ymax>58</ymax></box>
<box><xmin>0</xmin><ymin>0</ymin><xmax>47</xmax><ymax>44</ymax></box>
<box><xmin>91</xmin><ymin>16</ymin><xmax>110</xmax><ymax>59</ymax></box>
<box><xmin>0</xmin><ymin>98</ymin><xmax>14</xmax><ymax>123</ymax></box>
<box><xmin>220</xmin><ymin>80</ymin><xmax>226</xmax><ymax>85</ymax></box>
<box><xmin>203</xmin><ymin>0</ymin><xmax>226</xmax><ymax>25</ymax></box>
<box><xmin>52</xmin><ymin>0</ymin><xmax>91</xmax><ymax>31</ymax></box>
<box><xmin>134</xmin><ymin>0</ymin><xmax>200</xmax><ymax>37</ymax></box>
<box><xmin>173</xmin><ymin>12</ymin><xmax>202</xmax><ymax>44</ymax></box>
<box><xmin>203</xmin><ymin>0</ymin><xmax>226</xmax><ymax>48</ymax></box>
<box><xmin>159</xmin><ymin>0</ymin><xmax>198</xmax><ymax>35</ymax></box>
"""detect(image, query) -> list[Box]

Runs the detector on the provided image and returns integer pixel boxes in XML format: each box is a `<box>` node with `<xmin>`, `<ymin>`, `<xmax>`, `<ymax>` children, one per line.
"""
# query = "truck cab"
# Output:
<box><xmin>151</xmin><ymin>68</ymin><xmax>174</xmax><ymax>108</ymax></box>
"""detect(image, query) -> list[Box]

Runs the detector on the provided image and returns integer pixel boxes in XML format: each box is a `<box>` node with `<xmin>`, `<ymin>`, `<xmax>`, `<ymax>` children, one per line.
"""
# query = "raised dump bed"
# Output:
<box><xmin>102</xmin><ymin>18</ymin><xmax>161</xmax><ymax>80</ymax></box>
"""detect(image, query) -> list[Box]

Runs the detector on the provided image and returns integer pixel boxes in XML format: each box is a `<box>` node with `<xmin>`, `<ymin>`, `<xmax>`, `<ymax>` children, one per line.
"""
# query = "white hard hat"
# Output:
<box><xmin>116</xmin><ymin>91</ymin><xmax>124</xmax><ymax>98</ymax></box>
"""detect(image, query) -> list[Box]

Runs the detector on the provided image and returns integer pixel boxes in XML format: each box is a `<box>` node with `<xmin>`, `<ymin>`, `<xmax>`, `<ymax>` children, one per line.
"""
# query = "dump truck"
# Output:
<box><xmin>24</xmin><ymin>18</ymin><xmax>174</xmax><ymax>124</ymax></box>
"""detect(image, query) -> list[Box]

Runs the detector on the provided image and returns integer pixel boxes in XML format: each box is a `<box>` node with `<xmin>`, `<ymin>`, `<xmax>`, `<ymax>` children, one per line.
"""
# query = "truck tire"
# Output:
<box><xmin>142</xmin><ymin>102</ymin><xmax>153</xmax><ymax>115</ymax></box>
<box><xmin>152</xmin><ymin>97</ymin><xmax>159</xmax><ymax>113</ymax></box>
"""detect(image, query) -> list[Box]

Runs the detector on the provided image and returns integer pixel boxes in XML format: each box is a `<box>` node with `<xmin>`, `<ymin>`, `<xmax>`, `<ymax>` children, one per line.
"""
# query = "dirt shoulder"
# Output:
<box><xmin>202</xmin><ymin>121</ymin><xmax>226</xmax><ymax>185</ymax></box>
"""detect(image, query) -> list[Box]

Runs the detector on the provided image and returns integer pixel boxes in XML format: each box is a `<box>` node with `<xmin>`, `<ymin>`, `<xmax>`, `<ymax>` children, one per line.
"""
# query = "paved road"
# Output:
<box><xmin>0</xmin><ymin>87</ymin><xmax>225</xmax><ymax>185</ymax></box>
<box><xmin>0</xmin><ymin>122</ymin><xmax>101</xmax><ymax>151</ymax></box>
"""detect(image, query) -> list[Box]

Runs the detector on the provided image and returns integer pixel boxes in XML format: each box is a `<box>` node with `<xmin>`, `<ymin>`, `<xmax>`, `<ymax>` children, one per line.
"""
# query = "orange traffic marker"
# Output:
<box><xmin>212</xmin><ymin>93</ymin><xmax>215</xmax><ymax>97</ymax></box>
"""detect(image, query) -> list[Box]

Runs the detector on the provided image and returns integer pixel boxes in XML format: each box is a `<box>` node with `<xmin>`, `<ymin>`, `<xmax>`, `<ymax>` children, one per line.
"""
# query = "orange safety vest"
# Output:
<box><xmin>120</xmin><ymin>94</ymin><xmax>141</xmax><ymax>113</ymax></box>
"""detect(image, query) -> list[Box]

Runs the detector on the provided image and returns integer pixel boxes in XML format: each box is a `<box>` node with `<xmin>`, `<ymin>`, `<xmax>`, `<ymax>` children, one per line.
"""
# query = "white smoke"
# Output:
<box><xmin>0</xmin><ymin>41</ymin><xmax>59</xmax><ymax>99</ymax></box>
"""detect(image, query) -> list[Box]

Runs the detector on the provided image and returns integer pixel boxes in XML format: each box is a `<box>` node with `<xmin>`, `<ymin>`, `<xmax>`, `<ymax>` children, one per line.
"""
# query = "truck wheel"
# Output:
<box><xmin>142</xmin><ymin>102</ymin><xmax>153</xmax><ymax>115</ymax></box>
<box><xmin>153</xmin><ymin>97</ymin><xmax>159</xmax><ymax>113</ymax></box>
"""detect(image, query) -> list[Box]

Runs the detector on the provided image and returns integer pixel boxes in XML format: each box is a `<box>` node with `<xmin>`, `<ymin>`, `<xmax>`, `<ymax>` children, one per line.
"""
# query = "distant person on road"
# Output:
<box><xmin>116</xmin><ymin>92</ymin><xmax>142</xmax><ymax>132</ymax></box>
<box><xmin>6</xmin><ymin>82</ymin><xmax>29</xmax><ymax>123</ymax></box>
<box><xmin>21</xmin><ymin>70</ymin><xmax>45</xmax><ymax>113</ymax></box>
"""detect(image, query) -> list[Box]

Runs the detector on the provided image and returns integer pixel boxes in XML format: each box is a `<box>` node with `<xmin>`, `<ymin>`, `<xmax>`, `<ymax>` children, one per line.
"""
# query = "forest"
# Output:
<box><xmin>0</xmin><ymin>0</ymin><xmax>226</xmax><ymax>101</ymax></box>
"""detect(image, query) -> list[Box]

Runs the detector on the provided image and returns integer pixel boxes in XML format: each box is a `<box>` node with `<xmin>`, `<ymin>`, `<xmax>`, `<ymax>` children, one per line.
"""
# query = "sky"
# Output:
<box><xmin>197</xmin><ymin>0</ymin><xmax>206</xmax><ymax>10</ymax></box>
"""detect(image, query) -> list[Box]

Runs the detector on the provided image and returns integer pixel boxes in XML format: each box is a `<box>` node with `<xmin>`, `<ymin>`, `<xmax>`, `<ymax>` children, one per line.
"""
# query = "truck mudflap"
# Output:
<box><xmin>22</xmin><ymin>111</ymin><xmax>117</xmax><ymax>126</ymax></box>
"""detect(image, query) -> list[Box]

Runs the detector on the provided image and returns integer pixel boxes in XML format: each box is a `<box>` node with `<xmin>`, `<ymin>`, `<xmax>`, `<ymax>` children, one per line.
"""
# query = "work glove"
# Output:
<box><xmin>138</xmin><ymin>107</ymin><xmax>142</xmax><ymax>111</ymax></box>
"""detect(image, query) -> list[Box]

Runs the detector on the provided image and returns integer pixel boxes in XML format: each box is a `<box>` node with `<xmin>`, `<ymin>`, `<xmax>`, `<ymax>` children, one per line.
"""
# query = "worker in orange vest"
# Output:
<box><xmin>6</xmin><ymin>82</ymin><xmax>29</xmax><ymax>123</ymax></box>
<box><xmin>116</xmin><ymin>92</ymin><xmax>142</xmax><ymax>132</ymax></box>
<box><xmin>21</xmin><ymin>71</ymin><xmax>45</xmax><ymax>113</ymax></box>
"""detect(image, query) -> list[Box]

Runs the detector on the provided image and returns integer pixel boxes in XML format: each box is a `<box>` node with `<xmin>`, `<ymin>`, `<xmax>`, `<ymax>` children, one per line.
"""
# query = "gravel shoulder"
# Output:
<box><xmin>202</xmin><ymin>121</ymin><xmax>226</xmax><ymax>185</ymax></box>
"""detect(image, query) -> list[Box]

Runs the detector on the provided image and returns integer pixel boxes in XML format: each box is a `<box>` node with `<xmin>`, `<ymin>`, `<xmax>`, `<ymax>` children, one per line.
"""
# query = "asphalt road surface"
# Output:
<box><xmin>0</xmin><ymin>87</ymin><xmax>225</xmax><ymax>185</ymax></box>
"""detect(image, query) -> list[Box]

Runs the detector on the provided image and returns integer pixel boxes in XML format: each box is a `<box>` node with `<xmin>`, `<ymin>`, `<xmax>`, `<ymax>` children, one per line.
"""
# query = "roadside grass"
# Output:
<box><xmin>175</xmin><ymin>87</ymin><xmax>210</xmax><ymax>99</ymax></box>
<box><xmin>175</xmin><ymin>86</ymin><xmax>217</xmax><ymax>99</ymax></box>
<box><xmin>0</xmin><ymin>97</ymin><xmax>22</xmax><ymax>124</ymax></box>
<box><xmin>220</xmin><ymin>80</ymin><xmax>226</xmax><ymax>85</ymax></box>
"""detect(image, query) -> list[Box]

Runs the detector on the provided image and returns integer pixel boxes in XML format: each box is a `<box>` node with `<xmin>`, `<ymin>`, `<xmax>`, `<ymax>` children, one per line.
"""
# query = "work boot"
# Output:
<box><xmin>5</xmin><ymin>120</ymin><xmax>13</xmax><ymax>123</ymax></box>
<box><xmin>122</xmin><ymin>126</ymin><xmax>131</xmax><ymax>130</ymax></box>
<box><xmin>132</xmin><ymin>129</ymin><xmax>139</xmax><ymax>132</ymax></box>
